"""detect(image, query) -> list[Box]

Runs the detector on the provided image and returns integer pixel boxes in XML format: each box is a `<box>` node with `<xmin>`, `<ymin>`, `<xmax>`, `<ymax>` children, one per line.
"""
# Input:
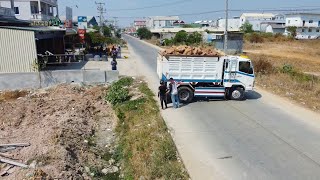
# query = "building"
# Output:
<box><xmin>261</xmin><ymin>22</ymin><xmax>286</xmax><ymax>34</ymax></box>
<box><xmin>0</xmin><ymin>26</ymin><xmax>66</xmax><ymax>73</ymax></box>
<box><xmin>218</xmin><ymin>17</ymin><xmax>241</xmax><ymax>31</ymax></box>
<box><xmin>0</xmin><ymin>7</ymin><xmax>30</xmax><ymax>26</ymax></box>
<box><xmin>133</xmin><ymin>20</ymin><xmax>146</xmax><ymax>30</ymax></box>
<box><xmin>285</xmin><ymin>13</ymin><xmax>320</xmax><ymax>39</ymax></box>
<box><xmin>193</xmin><ymin>20</ymin><xmax>215</xmax><ymax>27</ymax></box>
<box><xmin>0</xmin><ymin>0</ymin><xmax>59</xmax><ymax>21</ymax></box>
<box><xmin>146</xmin><ymin>16</ymin><xmax>179</xmax><ymax>29</ymax></box>
<box><xmin>239</xmin><ymin>13</ymin><xmax>285</xmax><ymax>32</ymax></box>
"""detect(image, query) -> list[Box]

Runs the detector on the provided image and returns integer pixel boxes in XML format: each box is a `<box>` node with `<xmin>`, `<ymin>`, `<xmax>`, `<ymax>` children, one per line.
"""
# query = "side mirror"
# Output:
<box><xmin>248</xmin><ymin>68</ymin><xmax>254</xmax><ymax>74</ymax></box>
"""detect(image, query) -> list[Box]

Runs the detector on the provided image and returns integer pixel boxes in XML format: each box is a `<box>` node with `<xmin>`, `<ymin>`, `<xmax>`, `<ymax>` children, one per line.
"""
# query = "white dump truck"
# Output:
<box><xmin>157</xmin><ymin>54</ymin><xmax>255</xmax><ymax>102</ymax></box>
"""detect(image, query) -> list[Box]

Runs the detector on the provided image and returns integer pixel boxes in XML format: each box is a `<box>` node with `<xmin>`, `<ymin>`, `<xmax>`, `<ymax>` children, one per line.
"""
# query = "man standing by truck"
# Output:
<box><xmin>169</xmin><ymin>78</ymin><xmax>180</xmax><ymax>108</ymax></box>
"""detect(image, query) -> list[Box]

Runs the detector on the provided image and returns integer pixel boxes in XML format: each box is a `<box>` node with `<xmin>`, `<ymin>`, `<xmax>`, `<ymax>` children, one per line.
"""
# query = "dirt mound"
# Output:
<box><xmin>0</xmin><ymin>84</ymin><xmax>117</xmax><ymax>179</ymax></box>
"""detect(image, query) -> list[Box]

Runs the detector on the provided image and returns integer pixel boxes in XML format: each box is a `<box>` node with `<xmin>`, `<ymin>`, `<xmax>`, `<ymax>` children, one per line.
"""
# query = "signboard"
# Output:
<box><xmin>31</xmin><ymin>17</ymin><xmax>61</xmax><ymax>27</ymax></box>
<box><xmin>78</xmin><ymin>29</ymin><xmax>86</xmax><ymax>43</ymax></box>
<box><xmin>78</xmin><ymin>16</ymin><xmax>88</xmax><ymax>30</ymax></box>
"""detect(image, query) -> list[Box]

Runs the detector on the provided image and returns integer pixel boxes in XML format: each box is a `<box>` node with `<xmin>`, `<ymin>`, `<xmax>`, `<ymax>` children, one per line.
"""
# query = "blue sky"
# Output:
<box><xmin>58</xmin><ymin>0</ymin><xmax>320</xmax><ymax>27</ymax></box>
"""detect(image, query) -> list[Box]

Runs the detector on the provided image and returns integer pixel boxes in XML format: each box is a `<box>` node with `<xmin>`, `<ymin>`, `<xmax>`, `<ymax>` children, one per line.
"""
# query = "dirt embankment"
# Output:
<box><xmin>0</xmin><ymin>84</ymin><xmax>118</xmax><ymax>179</ymax></box>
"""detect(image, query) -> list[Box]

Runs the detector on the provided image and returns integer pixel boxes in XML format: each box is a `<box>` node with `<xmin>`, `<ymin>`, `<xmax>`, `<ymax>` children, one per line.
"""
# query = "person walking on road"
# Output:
<box><xmin>158</xmin><ymin>80</ymin><xmax>168</xmax><ymax>110</ymax></box>
<box><xmin>169</xmin><ymin>78</ymin><xmax>180</xmax><ymax>108</ymax></box>
<box><xmin>111</xmin><ymin>59</ymin><xmax>117</xmax><ymax>70</ymax></box>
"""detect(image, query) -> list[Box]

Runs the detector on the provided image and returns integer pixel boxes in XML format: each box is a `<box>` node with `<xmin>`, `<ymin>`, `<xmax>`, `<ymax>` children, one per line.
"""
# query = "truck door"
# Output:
<box><xmin>237</xmin><ymin>61</ymin><xmax>255</xmax><ymax>90</ymax></box>
<box><xmin>224</xmin><ymin>59</ymin><xmax>237</xmax><ymax>83</ymax></box>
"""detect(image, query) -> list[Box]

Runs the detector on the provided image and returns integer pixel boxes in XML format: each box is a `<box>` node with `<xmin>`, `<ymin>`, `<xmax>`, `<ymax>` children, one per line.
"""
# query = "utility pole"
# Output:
<box><xmin>224</xmin><ymin>0</ymin><xmax>229</xmax><ymax>54</ymax></box>
<box><xmin>95</xmin><ymin>1</ymin><xmax>106</xmax><ymax>35</ymax></box>
<box><xmin>10</xmin><ymin>0</ymin><xmax>14</xmax><ymax>10</ymax></box>
<box><xmin>113</xmin><ymin>17</ymin><xmax>118</xmax><ymax>29</ymax></box>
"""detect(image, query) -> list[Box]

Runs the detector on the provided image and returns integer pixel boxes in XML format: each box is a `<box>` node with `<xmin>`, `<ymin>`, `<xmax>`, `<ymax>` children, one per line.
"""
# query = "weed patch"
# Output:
<box><xmin>106</xmin><ymin>78</ymin><xmax>189</xmax><ymax>179</ymax></box>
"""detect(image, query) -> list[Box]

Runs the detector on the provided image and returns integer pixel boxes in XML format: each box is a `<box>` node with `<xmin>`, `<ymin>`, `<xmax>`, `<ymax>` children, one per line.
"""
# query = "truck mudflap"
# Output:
<box><xmin>194</xmin><ymin>87</ymin><xmax>225</xmax><ymax>98</ymax></box>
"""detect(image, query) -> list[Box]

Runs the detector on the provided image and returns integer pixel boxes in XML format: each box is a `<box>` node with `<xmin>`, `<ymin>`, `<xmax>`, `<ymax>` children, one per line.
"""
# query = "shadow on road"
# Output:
<box><xmin>245</xmin><ymin>91</ymin><xmax>262</xmax><ymax>100</ymax></box>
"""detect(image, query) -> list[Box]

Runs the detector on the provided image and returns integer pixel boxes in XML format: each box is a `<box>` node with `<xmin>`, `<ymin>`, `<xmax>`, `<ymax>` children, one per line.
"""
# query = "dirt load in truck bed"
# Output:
<box><xmin>161</xmin><ymin>45</ymin><xmax>222</xmax><ymax>56</ymax></box>
<box><xmin>0</xmin><ymin>84</ymin><xmax>117</xmax><ymax>179</ymax></box>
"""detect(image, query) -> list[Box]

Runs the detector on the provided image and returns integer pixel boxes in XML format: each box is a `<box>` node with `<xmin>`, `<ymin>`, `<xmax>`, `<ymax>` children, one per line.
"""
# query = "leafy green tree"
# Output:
<box><xmin>137</xmin><ymin>27</ymin><xmax>153</xmax><ymax>39</ymax></box>
<box><xmin>287</xmin><ymin>26</ymin><xmax>297</xmax><ymax>37</ymax></box>
<box><xmin>103</xmin><ymin>26</ymin><xmax>112</xmax><ymax>37</ymax></box>
<box><xmin>187</xmin><ymin>32</ymin><xmax>202</xmax><ymax>44</ymax></box>
<box><xmin>240</xmin><ymin>22</ymin><xmax>254</xmax><ymax>33</ymax></box>
<box><xmin>174</xmin><ymin>30</ymin><xmax>188</xmax><ymax>44</ymax></box>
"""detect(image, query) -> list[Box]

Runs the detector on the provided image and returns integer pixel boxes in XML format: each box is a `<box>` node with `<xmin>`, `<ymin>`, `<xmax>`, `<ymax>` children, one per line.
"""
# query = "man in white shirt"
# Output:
<box><xmin>169</xmin><ymin>78</ymin><xmax>180</xmax><ymax>108</ymax></box>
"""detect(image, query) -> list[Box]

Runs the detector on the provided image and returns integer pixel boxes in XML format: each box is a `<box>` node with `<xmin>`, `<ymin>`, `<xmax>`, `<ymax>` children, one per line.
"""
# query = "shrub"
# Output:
<box><xmin>187</xmin><ymin>32</ymin><xmax>202</xmax><ymax>45</ymax></box>
<box><xmin>137</xmin><ymin>27</ymin><xmax>152</xmax><ymax>40</ymax></box>
<box><xmin>248</xmin><ymin>33</ymin><xmax>264</xmax><ymax>43</ymax></box>
<box><xmin>252</xmin><ymin>57</ymin><xmax>274</xmax><ymax>74</ymax></box>
<box><xmin>106</xmin><ymin>77</ymin><xmax>133</xmax><ymax>106</ymax></box>
<box><xmin>173</xmin><ymin>30</ymin><xmax>188</xmax><ymax>44</ymax></box>
<box><xmin>240</xmin><ymin>22</ymin><xmax>254</xmax><ymax>33</ymax></box>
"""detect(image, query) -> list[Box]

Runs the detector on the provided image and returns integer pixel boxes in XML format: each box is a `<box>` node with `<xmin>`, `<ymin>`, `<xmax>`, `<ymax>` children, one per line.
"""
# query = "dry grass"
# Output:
<box><xmin>0</xmin><ymin>90</ymin><xmax>29</xmax><ymax>101</ymax></box>
<box><xmin>246</xmin><ymin>40</ymin><xmax>320</xmax><ymax>112</ymax></box>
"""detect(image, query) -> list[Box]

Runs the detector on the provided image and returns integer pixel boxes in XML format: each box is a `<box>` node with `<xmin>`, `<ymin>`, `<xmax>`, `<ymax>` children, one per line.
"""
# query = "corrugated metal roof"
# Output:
<box><xmin>241</xmin><ymin>13</ymin><xmax>275</xmax><ymax>18</ymax></box>
<box><xmin>0</xmin><ymin>26</ymin><xmax>65</xmax><ymax>32</ymax></box>
<box><xmin>0</xmin><ymin>28</ymin><xmax>37</xmax><ymax>73</ymax></box>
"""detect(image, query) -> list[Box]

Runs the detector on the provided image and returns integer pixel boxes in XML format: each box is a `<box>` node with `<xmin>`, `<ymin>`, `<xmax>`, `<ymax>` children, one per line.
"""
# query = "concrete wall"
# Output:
<box><xmin>0</xmin><ymin>70</ymin><xmax>119</xmax><ymax>90</ymax></box>
<box><xmin>0</xmin><ymin>1</ymin><xmax>31</xmax><ymax>20</ymax></box>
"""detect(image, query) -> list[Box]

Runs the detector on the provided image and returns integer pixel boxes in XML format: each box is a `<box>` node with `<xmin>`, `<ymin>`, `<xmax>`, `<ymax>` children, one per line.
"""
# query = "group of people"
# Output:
<box><xmin>158</xmin><ymin>78</ymin><xmax>180</xmax><ymax>110</ymax></box>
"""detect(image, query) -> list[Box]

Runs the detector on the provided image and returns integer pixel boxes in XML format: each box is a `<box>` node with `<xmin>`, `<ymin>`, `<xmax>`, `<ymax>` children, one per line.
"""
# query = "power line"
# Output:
<box><xmin>106</xmin><ymin>0</ymin><xmax>192</xmax><ymax>11</ymax></box>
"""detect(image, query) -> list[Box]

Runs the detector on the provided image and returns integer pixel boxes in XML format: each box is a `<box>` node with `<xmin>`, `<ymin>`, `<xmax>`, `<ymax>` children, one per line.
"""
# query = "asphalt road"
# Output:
<box><xmin>124</xmin><ymin>35</ymin><xmax>320</xmax><ymax>180</ymax></box>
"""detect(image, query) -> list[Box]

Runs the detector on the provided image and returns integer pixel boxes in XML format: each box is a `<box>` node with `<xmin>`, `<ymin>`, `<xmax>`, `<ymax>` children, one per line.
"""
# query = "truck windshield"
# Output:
<box><xmin>239</xmin><ymin>61</ymin><xmax>253</xmax><ymax>74</ymax></box>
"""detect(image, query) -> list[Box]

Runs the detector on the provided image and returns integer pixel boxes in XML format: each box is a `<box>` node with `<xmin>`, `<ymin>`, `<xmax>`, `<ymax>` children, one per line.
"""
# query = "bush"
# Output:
<box><xmin>247</xmin><ymin>33</ymin><xmax>264</xmax><ymax>43</ymax></box>
<box><xmin>252</xmin><ymin>57</ymin><xmax>274</xmax><ymax>74</ymax></box>
<box><xmin>137</xmin><ymin>27</ymin><xmax>152</xmax><ymax>40</ymax></box>
<box><xmin>187</xmin><ymin>32</ymin><xmax>202</xmax><ymax>45</ymax></box>
<box><xmin>240</xmin><ymin>22</ymin><xmax>254</xmax><ymax>33</ymax></box>
<box><xmin>106</xmin><ymin>77</ymin><xmax>133</xmax><ymax>106</ymax></box>
<box><xmin>173</xmin><ymin>30</ymin><xmax>188</xmax><ymax>44</ymax></box>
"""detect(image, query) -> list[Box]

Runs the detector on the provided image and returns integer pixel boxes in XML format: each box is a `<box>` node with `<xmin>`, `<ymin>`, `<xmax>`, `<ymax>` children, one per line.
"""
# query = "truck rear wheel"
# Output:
<box><xmin>178</xmin><ymin>86</ymin><xmax>194</xmax><ymax>103</ymax></box>
<box><xmin>230</xmin><ymin>87</ymin><xmax>245</xmax><ymax>101</ymax></box>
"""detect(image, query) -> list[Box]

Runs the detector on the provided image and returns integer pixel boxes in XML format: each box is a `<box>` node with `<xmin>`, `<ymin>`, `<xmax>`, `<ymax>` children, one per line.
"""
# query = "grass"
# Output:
<box><xmin>246</xmin><ymin>40</ymin><xmax>320</xmax><ymax>112</ymax></box>
<box><xmin>107</xmin><ymin>78</ymin><xmax>189</xmax><ymax>180</ymax></box>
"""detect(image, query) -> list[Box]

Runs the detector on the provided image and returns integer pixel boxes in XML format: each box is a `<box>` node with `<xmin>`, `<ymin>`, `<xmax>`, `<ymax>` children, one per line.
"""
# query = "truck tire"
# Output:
<box><xmin>230</xmin><ymin>87</ymin><xmax>245</xmax><ymax>101</ymax></box>
<box><xmin>178</xmin><ymin>86</ymin><xmax>194</xmax><ymax>103</ymax></box>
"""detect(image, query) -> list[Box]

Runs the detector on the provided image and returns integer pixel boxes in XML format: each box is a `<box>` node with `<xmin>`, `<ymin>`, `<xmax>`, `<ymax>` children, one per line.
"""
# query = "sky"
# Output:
<box><xmin>58</xmin><ymin>0</ymin><xmax>320</xmax><ymax>27</ymax></box>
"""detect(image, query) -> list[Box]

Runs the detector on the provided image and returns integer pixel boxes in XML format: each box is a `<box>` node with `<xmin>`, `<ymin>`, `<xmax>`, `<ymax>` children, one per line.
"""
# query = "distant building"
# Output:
<box><xmin>133</xmin><ymin>20</ymin><xmax>146</xmax><ymax>30</ymax></box>
<box><xmin>261</xmin><ymin>22</ymin><xmax>286</xmax><ymax>34</ymax></box>
<box><xmin>285</xmin><ymin>13</ymin><xmax>320</xmax><ymax>39</ymax></box>
<box><xmin>240</xmin><ymin>13</ymin><xmax>285</xmax><ymax>32</ymax></box>
<box><xmin>193</xmin><ymin>20</ymin><xmax>216</xmax><ymax>27</ymax></box>
<box><xmin>203</xmin><ymin>31</ymin><xmax>244</xmax><ymax>54</ymax></box>
<box><xmin>0</xmin><ymin>0</ymin><xmax>59</xmax><ymax>21</ymax></box>
<box><xmin>146</xmin><ymin>16</ymin><xmax>179</xmax><ymax>29</ymax></box>
<box><xmin>218</xmin><ymin>17</ymin><xmax>241</xmax><ymax>31</ymax></box>
<box><xmin>0</xmin><ymin>7</ymin><xmax>30</xmax><ymax>26</ymax></box>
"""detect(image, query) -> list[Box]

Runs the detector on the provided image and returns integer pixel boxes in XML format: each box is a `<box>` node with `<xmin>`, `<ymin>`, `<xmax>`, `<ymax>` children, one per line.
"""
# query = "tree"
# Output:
<box><xmin>137</xmin><ymin>27</ymin><xmax>152</xmax><ymax>39</ymax></box>
<box><xmin>187</xmin><ymin>32</ymin><xmax>202</xmax><ymax>44</ymax></box>
<box><xmin>103</xmin><ymin>26</ymin><xmax>112</xmax><ymax>37</ymax></box>
<box><xmin>174</xmin><ymin>30</ymin><xmax>188</xmax><ymax>44</ymax></box>
<box><xmin>240</xmin><ymin>22</ymin><xmax>254</xmax><ymax>33</ymax></box>
<box><xmin>287</xmin><ymin>26</ymin><xmax>297</xmax><ymax>38</ymax></box>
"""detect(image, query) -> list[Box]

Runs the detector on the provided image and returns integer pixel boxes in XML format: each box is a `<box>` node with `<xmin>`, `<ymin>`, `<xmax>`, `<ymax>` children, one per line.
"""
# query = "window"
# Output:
<box><xmin>288</xmin><ymin>20</ymin><xmax>291</xmax><ymax>24</ymax></box>
<box><xmin>14</xmin><ymin>7</ymin><xmax>19</xmax><ymax>14</ymax></box>
<box><xmin>302</xmin><ymin>28</ymin><xmax>305</xmax><ymax>32</ymax></box>
<box><xmin>308</xmin><ymin>28</ymin><xmax>312</xmax><ymax>32</ymax></box>
<box><xmin>303</xmin><ymin>20</ymin><xmax>306</xmax><ymax>26</ymax></box>
<box><xmin>316</xmin><ymin>29</ymin><xmax>320</xmax><ymax>32</ymax></box>
<box><xmin>239</xmin><ymin>62</ymin><xmax>253</xmax><ymax>74</ymax></box>
<box><xmin>309</xmin><ymin>20</ymin><xmax>313</xmax><ymax>23</ymax></box>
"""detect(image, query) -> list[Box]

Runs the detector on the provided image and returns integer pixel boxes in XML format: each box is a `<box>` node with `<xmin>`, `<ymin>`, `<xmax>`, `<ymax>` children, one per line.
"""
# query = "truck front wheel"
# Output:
<box><xmin>230</xmin><ymin>87</ymin><xmax>245</xmax><ymax>100</ymax></box>
<box><xmin>178</xmin><ymin>86</ymin><xmax>194</xmax><ymax>103</ymax></box>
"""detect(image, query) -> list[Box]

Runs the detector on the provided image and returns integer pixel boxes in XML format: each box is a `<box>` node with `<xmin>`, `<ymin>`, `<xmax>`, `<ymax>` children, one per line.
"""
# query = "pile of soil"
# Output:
<box><xmin>0</xmin><ymin>84</ymin><xmax>117</xmax><ymax>179</ymax></box>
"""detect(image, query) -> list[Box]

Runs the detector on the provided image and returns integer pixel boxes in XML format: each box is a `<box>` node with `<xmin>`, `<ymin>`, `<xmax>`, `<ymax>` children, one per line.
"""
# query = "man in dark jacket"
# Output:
<box><xmin>158</xmin><ymin>81</ymin><xmax>168</xmax><ymax>109</ymax></box>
